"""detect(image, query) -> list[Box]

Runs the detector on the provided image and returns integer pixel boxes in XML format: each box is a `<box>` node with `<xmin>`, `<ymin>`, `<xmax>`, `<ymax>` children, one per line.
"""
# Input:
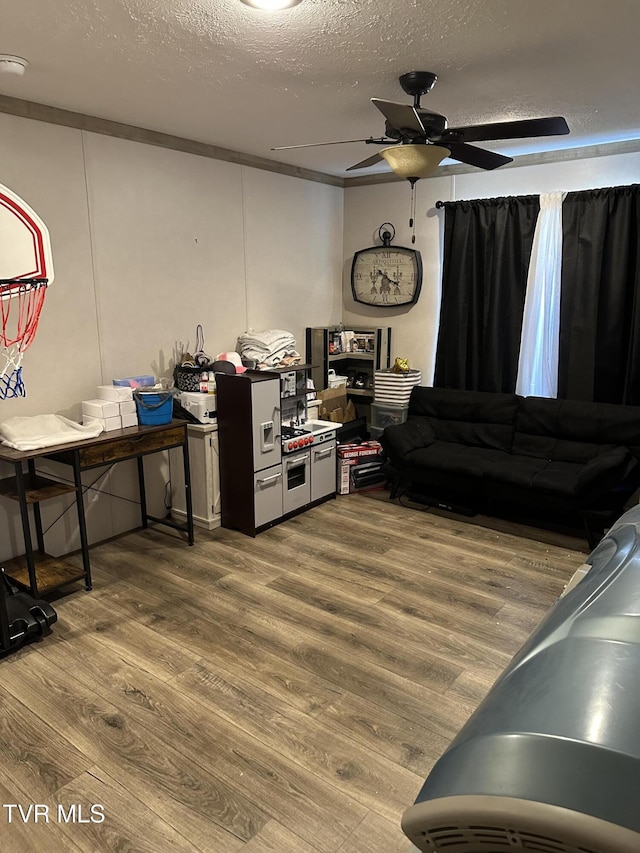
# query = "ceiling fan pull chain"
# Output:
<box><xmin>409</xmin><ymin>178</ymin><xmax>418</xmax><ymax>243</ymax></box>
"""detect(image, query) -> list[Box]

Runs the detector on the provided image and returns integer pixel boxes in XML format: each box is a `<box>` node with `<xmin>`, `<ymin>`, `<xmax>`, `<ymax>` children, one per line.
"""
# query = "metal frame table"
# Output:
<box><xmin>0</xmin><ymin>420</ymin><xmax>194</xmax><ymax>596</ymax></box>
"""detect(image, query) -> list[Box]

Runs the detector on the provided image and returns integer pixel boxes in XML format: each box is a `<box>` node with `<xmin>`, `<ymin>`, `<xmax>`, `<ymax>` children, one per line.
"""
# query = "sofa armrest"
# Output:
<box><xmin>381</xmin><ymin>419</ymin><xmax>437</xmax><ymax>465</ymax></box>
<box><xmin>576</xmin><ymin>446</ymin><xmax>636</xmax><ymax>495</ymax></box>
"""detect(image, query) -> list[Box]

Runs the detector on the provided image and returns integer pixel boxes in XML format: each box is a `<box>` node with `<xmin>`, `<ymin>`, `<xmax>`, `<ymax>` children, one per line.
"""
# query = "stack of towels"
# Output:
<box><xmin>237</xmin><ymin>329</ymin><xmax>300</xmax><ymax>368</ymax></box>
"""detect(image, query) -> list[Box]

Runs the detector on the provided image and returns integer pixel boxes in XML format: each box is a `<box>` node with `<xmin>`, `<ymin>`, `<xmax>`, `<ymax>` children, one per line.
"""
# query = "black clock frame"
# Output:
<box><xmin>350</xmin><ymin>245</ymin><xmax>423</xmax><ymax>307</ymax></box>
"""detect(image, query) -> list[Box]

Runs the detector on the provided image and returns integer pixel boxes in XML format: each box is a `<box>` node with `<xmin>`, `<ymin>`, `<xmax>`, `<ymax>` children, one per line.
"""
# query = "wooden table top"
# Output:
<box><xmin>0</xmin><ymin>419</ymin><xmax>187</xmax><ymax>463</ymax></box>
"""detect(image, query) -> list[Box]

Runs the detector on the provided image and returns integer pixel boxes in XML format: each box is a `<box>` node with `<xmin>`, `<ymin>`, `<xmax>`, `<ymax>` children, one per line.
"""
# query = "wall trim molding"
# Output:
<box><xmin>1</xmin><ymin>94</ymin><xmax>639</xmax><ymax>191</ymax></box>
<box><xmin>0</xmin><ymin>94</ymin><xmax>344</xmax><ymax>188</ymax></box>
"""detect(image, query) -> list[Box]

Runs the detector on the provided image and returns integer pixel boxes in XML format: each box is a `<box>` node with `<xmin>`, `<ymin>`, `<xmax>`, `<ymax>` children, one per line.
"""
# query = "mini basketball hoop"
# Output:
<box><xmin>0</xmin><ymin>183</ymin><xmax>54</xmax><ymax>398</ymax></box>
<box><xmin>0</xmin><ymin>278</ymin><xmax>49</xmax><ymax>398</ymax></box>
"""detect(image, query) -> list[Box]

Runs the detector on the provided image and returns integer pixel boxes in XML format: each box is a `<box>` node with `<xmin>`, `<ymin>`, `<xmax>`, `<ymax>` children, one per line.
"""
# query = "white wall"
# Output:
<box><xmin>1</xmin><ymin>112</ymin><xmax>638</xmax><ymax>562</ymax></box>
<box><xmin>343</xmin><ymin>151</ymin><xmax>640</xmax><ymax>385</ymax></box>
<box><xmin>0</xmin><ymin>112</ymin><xmax>343</xmax><ymax>559</ymax></box>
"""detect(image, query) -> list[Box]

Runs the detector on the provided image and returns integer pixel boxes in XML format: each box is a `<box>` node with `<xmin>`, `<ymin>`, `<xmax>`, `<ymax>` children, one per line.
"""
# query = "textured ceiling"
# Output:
<box><xmin>0</xmin><ymin>0</ymin><xmax>639</xmax><ymax>176</ymax></box>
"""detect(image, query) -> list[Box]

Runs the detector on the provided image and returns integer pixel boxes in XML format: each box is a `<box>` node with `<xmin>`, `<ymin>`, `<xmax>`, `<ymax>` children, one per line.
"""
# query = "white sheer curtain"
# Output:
<box><xmin>516</xmin><ymin>191</ymin><xmax>567</xmax><ymax>398</ymax></box>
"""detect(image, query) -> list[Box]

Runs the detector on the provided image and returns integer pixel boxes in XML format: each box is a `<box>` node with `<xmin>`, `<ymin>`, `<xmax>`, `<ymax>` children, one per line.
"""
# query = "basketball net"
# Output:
<box><xmin>0</xmin><ymin>279</ymin><xmax>48</xmax><ymax>399</ymax></box>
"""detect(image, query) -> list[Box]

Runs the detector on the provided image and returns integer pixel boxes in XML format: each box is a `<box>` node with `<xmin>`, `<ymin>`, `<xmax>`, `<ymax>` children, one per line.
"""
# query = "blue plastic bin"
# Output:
<box><xmin>134</xmin><ymin>390</ymin><xmax>173</xmax><ymax>425</ymax></box>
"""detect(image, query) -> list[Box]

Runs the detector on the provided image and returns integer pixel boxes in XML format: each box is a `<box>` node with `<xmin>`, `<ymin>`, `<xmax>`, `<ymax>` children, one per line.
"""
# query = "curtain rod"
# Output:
<box><xmin>435</xmin><ymin>194</ymin><xmax>541</xmax><ymax>208</ymax></box>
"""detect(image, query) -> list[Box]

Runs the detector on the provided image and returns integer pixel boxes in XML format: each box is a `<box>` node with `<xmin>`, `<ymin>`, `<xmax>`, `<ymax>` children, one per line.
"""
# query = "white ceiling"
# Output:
<box><xmin>1</xmin><ymin>0</ymin><xmax>639</xmax><ymax>178</ymax></box>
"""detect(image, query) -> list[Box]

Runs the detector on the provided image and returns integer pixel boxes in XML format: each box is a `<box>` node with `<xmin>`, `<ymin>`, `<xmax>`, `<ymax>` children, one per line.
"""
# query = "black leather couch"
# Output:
<box><xmin>381</xmin><ymin>386</ymin><xmax>640</xmax><ymax>546</ymax></box>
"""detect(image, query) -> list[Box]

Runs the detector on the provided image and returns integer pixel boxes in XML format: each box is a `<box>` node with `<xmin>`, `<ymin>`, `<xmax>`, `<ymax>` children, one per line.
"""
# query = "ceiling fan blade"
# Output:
<box><xmin>272</xmin><ymin>137</ymin><xmax>389</xmax><ymax>151</ymax></box>
<box><xmin>442</xmin><ymin>116</ymin><xmax>570</xmax><ymax>144</ymax></box>
<box><xmin>371</xmin><ymin>99</ymin><xmax>425</xmax><ymax>136</ymax></box>
<box><xmin>346</xmin><ymin>151</ymin><xmax>384</xmax><ymax>171</ymax></box>
<box><xmin>446</xmin><ymin>142</ymin><xmax>513</xmax><ymax>170</ymax></box>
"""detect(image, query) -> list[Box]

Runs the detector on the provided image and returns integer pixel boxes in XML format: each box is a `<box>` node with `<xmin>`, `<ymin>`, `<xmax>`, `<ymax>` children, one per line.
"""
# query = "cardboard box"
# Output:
<box><xmin>350</xmin><ymin>460</ymin><xmax>385</xmax><ymax>492</ymax></box>
<box><xmin>97</xmin><ymin>384</ymin><xmax>133</xmax><ymax>402</ymax></box>
<box><xmin>338</xmin><ymin>456</ymin><xmax>385</xmax><ymax>494</ymax></box>
<box><xmin>82</xmin><ymin>399</ymin><xmax>120</xmax><ymax>420</ymax></box>
<box><xmin>318</xmin><ymin>386</ymin><xmax>357</xmax><ymax>423</ymax></box>
<box><xmin>338</xmin><ymin>457</ymin><xmax>352</xmax><ymax>494</ymax></box>
<box><xmin>337</xmin><ymin>441</ymin><xmax>385</xmax><ymax>494</ymax></box>
<box><xmin>338</xmin><ymin>440</ymin><xmax>383</xmax><ymax>461</ymax></box>
<box><xmin>83</xmin><ymin>415</ymin><xmax>122</xmax><ymax>432</ymax></box>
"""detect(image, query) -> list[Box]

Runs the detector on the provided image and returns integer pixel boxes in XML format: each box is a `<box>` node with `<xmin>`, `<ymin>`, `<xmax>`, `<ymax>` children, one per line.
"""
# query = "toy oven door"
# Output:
<box><xmin>282</xmin><ymin>449</ymin><xmax>311</xmax><ymax>515</ymax></box>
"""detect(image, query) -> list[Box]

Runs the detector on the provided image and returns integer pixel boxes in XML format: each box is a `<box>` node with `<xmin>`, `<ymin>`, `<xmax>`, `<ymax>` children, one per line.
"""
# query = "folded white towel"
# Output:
<box><xmin>0</xmin><ymin>414</ymin><xmax>104</xmax><ymax>451</ymax></box>
<box><xmin>238</xmin><ymin>329</ymin><xmax>295</xmax><ymax>349</ymax></box>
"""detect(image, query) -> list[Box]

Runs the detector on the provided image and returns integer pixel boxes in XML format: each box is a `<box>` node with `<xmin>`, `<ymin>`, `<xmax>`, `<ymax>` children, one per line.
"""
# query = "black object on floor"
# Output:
<box><xmin>336</xmin><ymin>416</ymin><xmax>369</xmax><ymax>444</ymax></box>
<box><xmin>0</xmin><ymin>568</ymin><xmax>57</xmax><ymax>656</ymax></box>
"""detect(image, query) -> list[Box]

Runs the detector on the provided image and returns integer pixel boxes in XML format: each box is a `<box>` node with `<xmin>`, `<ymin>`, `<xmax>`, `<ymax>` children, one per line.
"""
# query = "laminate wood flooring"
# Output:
<box><xmin>0</xmin><ymin>492</ymin><xmax>587</xmax><ymax>852</ymax></box>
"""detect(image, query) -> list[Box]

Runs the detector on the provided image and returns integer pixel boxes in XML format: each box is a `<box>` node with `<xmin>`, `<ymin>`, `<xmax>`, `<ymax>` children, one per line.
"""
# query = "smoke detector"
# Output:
<box><xmin>0</xmin><ymin>55</ymin><xmax>28</xmax><ymax>75</ymax></box>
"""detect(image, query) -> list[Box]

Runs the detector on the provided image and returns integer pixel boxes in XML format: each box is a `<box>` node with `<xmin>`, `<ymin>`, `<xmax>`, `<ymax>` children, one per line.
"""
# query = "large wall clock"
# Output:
<box><xmin>350</xmin><ymin>223</ymin><xmax>422</xmax><ymax>307</ymax></box>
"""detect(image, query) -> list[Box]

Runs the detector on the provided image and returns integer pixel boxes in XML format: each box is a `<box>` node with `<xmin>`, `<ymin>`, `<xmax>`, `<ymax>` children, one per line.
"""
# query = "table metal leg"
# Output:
<box><xmin>71</xmin><ymin>453</ymin><xmax>92</xmax><ymax>590</ymax></box>
<box><xmin>182</xmin><ymin>434</ymin><xmax>194</xmax><ymax>545</ymax></box>
<box><xmin>137</xmin><ymin>455</ymin><xmax>148</xmax><ymax>529</ymax></box>
<box><xmin>28</xmin><ymin>459</ymin><xmax>46</xmax><ymax>555</ymax></box>
<box><xmin>14</xmin><ymin>462</ymin><xmax>38</xmax><ymax>596</ymax></box>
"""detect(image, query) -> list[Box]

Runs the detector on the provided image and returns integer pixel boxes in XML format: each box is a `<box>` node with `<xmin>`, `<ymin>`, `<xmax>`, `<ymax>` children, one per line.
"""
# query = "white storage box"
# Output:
<box><xmin>96</xmin><ymin>384</ymin><xmax>133</xmax><ymax>402</ymax></box>
<box><xmin>121</xmin><ymin>412</ymin><xmax>139</xmax><ymax>428</ymax></box>
<box><xmin>374</xmin><ymin>369</ymin><xmax>422</xmax><ymax>405</ymax></box>
<box><xmin>83</xmin><ymin>415</ymin><xmax>122</xmax><ymax>432</ymax></box>
<box><xmin>119</xmin><ymin>400</ymin><xmax>137</xmax><ymax>415</ymax></box>
<box><xmin>82</xmin><ymin>398</ymin><xmax>120</xmax><ymax>420</ymax></box>
<box><xmin>327</xmin><ymin>369</ymin><xmax>348</xmax><ymax>389</ymax></box>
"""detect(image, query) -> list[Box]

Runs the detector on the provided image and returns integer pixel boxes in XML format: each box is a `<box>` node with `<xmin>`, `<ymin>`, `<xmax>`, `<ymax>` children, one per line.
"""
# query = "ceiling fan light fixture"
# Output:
<box><xmin>379</xmin><ymin>144</ymin><xmax>450</xmax><ymax>179</ymax></box>
<box><xmin>240</xmin><ymin>0</ymin><xmax>303</xmax><ymax>9</ymax></box>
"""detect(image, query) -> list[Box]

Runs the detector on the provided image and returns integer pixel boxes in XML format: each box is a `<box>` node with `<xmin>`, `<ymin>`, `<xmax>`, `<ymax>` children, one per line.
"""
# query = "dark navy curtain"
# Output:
<box><xmin>434</xmin><ymin>196</ymin><xmax>539</xmax><ymax>393</ymax></box>
<box><xmin>558</xmin><ymin>185</ymin><xmax>640</xmax><ymax>404</ymax></box>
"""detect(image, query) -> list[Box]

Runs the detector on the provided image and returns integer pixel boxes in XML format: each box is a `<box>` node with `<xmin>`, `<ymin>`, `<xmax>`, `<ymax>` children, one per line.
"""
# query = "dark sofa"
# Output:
<box><xmin>381</xmin><ymin>386</ymin><xmax>640</xmax><ymax>546</ymax></box>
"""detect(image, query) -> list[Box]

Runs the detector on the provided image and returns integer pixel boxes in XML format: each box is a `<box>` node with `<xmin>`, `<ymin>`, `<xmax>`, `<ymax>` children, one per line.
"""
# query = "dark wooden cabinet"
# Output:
<box><xmin>217</xmin><ymin>371</ymin><xmax>283</xmax><ymax>536</ymax></box>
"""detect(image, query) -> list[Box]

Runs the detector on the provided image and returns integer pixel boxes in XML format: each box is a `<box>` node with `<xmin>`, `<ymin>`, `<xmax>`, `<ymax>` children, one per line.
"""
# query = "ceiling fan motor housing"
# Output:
<box><xmin>417</xmin><ymin>110</ymin><xmax>447</xmax><ymax>136</ymax></box>
<box><xmin>399</xmin><ymin>71</ymin><xmax>438</xmax><ymax>98</ymax></box>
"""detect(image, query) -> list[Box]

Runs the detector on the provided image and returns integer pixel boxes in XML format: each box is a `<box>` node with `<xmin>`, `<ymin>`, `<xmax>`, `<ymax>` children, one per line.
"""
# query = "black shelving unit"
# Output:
<box><xmin>305</xmin><ymin>326</ymin><xmax>391</xmax><ymax>421</ymax></box>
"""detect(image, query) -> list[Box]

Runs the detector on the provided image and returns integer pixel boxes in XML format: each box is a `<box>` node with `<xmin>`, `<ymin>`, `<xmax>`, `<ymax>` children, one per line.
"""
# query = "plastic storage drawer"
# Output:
<box><xmin>371</xmin><ymin>402</ymin><xmax>409</xmax><ymax>429</ymax></box>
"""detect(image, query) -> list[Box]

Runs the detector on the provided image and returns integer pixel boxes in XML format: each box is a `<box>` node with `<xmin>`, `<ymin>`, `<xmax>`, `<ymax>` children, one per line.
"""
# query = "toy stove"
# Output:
<box><xmin>281</xmin><ymin>420</ymin><xmax>338</xmax><ymax>454</ymax></box>
<box><xmin>280</xmin><ymin>419</ymin><xmax>339</xmax><ymax>515</ymax></box>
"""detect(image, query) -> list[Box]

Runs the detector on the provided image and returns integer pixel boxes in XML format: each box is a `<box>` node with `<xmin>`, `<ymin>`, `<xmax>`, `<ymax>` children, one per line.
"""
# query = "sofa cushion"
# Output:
<box><xmin>515</xmin><ymin>396</ymin><xmax>640</xmax><ymax>461</ymax></box>
<box><xmin>405</xmin><ymin>441</ymin><xmax>509</xmax><ymax>479</ymax></box>
<box><xmin>409</xmin><ymin>387</ymin><xmax>518</xmax><ymax>452</ymax></box>
<box><xmin>485</xmin><ymin>446</ymin><xmax>634</xmax><ymax>500</ymax></box>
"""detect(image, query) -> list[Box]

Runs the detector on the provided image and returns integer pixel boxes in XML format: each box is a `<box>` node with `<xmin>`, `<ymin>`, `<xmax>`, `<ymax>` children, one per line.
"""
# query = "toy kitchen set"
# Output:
<box><xmin>215</xmin><ymin>366</ymin><xmax>339</xmax><ymax>536</ymax></box>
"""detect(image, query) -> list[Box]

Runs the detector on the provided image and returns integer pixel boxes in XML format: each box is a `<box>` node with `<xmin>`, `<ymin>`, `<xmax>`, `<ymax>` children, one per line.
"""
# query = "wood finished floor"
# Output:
<box><xmin>0</xmin><ymin>492</ymin><xmax>588</xmax><ymax>852</ymax></box>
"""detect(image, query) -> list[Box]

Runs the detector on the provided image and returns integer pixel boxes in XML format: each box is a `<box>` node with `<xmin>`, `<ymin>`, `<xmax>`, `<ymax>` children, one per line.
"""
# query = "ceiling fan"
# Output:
<box><xmin>273</xmin><ymin>71</ymin><xmax>570</xmax><ymax>177</ymax></box>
